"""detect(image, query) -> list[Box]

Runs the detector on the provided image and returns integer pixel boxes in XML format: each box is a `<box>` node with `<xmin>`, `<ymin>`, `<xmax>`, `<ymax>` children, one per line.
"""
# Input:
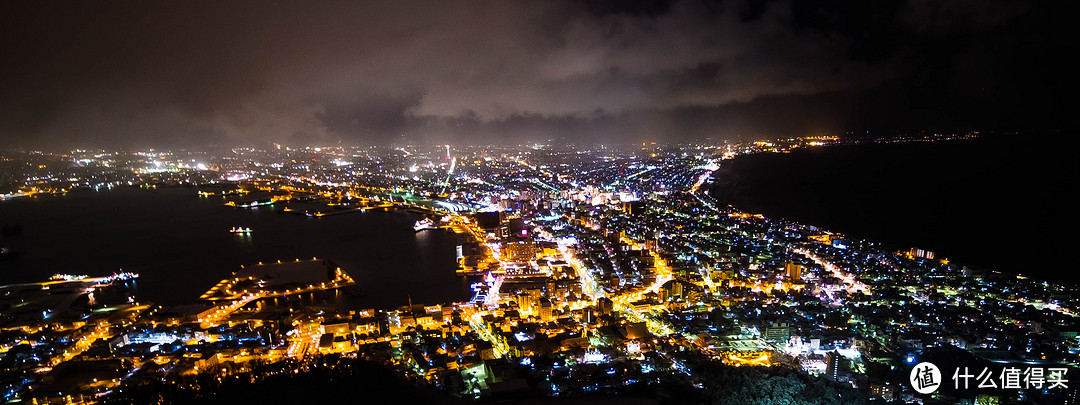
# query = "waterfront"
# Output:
<box><xmin>0</xmin><ymin>187</ymin><xmax>471</xmax><ymax>307</ymax></box>
<box><xmin>710</xmin><ymin>135</ymin><xmax>1078</xmax><ymax>281</ymax></box>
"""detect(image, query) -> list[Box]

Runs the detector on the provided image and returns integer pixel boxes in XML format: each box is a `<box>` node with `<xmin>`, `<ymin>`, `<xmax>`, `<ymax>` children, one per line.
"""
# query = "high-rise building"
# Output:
<box><xmin>659</xmin><ymin>279</ymin><xmax>701</xmax><ymax>301</ymax></box>
<box><xmin>539</xmin><ymin>298</ymin><xmax>553</xmax><ymax>322</ymax></box>
<box><xmin>597</xmin><ymin>297</ymin><xmax>613</xmax><ymax>315</ymax></box>
<box><xmin>473</xmin><ymin>212</ymin><xmax>501</xmax><ymax>230</ymax></box>
<box><xmin>517</xmin><ymin>291</ymin><xmax>537</xmax><ymax>314</ymax></box>
<box><xmin>826</xmin><ymin>351</ymin><xmax>841</xmax><ymax>380</ymax></box>
<box><xmin>584</xmin><ymin>307</ymin><xmax>597</xmax><ymax>324</ymax></box>
<box><xmin>785</xmin><ymin>262</ymin><xmax>804</xmax><ymax>280</ymax></box>
<box><xmin>908</xmin><ymin>248</ymin><xmax>935</xmax><ymax>260</ymax></box>
<box><xmin>508</xmin><ymin>217</ymin><xmax>526</xmax><ymax>236</ymax></box>
<box><xmin>502</xmin><ymin>241</ymin><xmax>538</xmax><ymax>261</ymax></box>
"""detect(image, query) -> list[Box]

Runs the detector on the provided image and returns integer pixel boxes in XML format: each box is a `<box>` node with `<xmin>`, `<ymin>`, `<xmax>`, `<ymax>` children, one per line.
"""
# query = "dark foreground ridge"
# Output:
<box><xmin>102</xmin><ymin>356</ymin><xmax>462</xmax><ymax>405</ymax></box>
<box><xmin>102</xmin><ymin>354</ymin><xmax>868</xmax><ymax>405</ymax></box>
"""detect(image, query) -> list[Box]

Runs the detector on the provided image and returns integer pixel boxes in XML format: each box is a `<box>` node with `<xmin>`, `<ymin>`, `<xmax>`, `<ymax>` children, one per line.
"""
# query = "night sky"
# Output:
<box><xmin>1</xmin><ymin>0</ymin><xmax>1075</xmax><ymax>148</ymax></box>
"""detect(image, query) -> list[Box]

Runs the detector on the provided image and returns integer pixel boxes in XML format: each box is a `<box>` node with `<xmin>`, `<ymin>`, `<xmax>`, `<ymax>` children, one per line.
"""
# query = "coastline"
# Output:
<box><xmin>710</xmin><ymin>136</ymin><xmax>1077</xmax><ymax>281</ymax></box>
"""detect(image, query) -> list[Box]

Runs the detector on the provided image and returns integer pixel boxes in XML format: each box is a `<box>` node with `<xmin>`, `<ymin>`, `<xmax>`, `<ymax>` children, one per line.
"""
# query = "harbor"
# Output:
<box><xmin>0</xmin><ymin>188</ymin><xmax>473</xmax><ymax>308</ymax></box>
<box><xmin>0</xmin><ymin>272</ymin><xmax>141</xmax><ymax>331</ymax></box>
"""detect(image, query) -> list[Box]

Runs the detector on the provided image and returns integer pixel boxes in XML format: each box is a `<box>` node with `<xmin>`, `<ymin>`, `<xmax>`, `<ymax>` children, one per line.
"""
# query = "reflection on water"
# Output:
<box><xmin>0</xmin><ymin>188</ymin><xmax>472</xmax><ymax>308</ymax></box>
<box><xmin>85</xmin><ymin>280</ymin><xmax>139</xmax><ymax>308</ymax></box>
<box><xmin>254</xmin><ymin>288</ymin><xmax>356</xmax><ymax>311</ymax></box>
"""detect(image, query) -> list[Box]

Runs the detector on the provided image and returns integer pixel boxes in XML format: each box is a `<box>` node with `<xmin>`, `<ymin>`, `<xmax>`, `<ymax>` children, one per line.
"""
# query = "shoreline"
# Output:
<box><xmin>709</xmin><ymin>137</ymin><xmax>1076</xmax><ymax>281</ymax></box>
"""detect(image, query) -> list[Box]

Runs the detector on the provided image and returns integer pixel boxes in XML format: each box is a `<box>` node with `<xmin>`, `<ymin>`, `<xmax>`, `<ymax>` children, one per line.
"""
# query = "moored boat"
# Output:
<box><xmin>414</xmin><ymin>218</ymin><xmax>437</xmax><ymax>232</ymax></box>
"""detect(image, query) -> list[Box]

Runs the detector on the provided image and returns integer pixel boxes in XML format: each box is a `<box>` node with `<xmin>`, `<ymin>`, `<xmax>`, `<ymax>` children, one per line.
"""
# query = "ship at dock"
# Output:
<box><xmin>413</xmin><ymin>218</ymin><xmax>438</xmax><ymax>232</ymax></box>
<box><xmin>229</xmin><ymin>226</ymin><xmax>252</xmax><ymax>234</ymax></box>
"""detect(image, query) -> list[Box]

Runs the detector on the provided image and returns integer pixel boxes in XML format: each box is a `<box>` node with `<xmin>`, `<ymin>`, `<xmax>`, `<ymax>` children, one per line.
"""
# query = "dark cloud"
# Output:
<box><xmin>0</xmin><ymin>0</ymin><xmax>1073</xmax><ymax>148</ymax></box>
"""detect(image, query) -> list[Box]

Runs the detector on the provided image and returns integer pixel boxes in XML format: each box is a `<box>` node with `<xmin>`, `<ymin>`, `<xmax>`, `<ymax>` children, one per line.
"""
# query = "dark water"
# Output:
<box><xmin>711</xmin><ymin>135</ymin><xmax>1078</xmax><ymax>282</ymax></box>
<box><xmin>0</xmin><ymin>188</ymin><xmax>471</xmax><ymax>307</ymax></box>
